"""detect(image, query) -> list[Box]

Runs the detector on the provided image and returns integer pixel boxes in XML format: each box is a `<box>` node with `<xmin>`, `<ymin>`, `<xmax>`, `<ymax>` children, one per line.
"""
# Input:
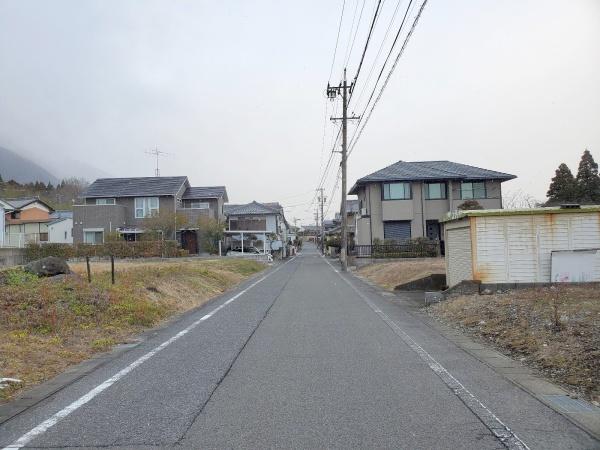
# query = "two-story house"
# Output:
<box><xmin>223</xmin><ymin>201</ymin><xmax>289</xmax><ymax>255</ymax></box>
<box><xmin>1</xmin><ymin>197</ymin><xmax>55</xmax><ymax>247</ymax></box>
<box><xmin>349</xmin><ymin>160</ymin><xmax>516</xmax><ymax>245</ymax></box>
<box><xmin>73</xmin><ymin>176</ymin><xmax>228</xmax><ymax>254</ymax></box>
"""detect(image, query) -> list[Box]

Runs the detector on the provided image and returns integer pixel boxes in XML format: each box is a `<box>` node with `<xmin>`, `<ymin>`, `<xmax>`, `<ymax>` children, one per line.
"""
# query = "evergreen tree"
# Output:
<box><xmin>546</xmin><ymin>163</ymin><xmax>578</xmax><ymax>205</ymax></box>
<box><xmin>576</xmin><ymin>149</ymin><xmax>600</xmax><ymax>203</ymax></box>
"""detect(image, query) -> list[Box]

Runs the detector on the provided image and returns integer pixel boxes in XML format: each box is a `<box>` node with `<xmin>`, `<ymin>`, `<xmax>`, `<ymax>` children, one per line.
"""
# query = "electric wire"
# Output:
<box><xmin>348</xmin><ymin>0</ymin><xmax>428</xmax><ymax>158</ymax></box>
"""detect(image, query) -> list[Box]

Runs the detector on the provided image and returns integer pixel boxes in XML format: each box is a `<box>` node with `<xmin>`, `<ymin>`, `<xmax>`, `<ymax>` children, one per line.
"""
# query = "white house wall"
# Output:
<box><xmin>48</xmin><ymin>219</ymin><xmax>73</xmax><ymax>244</ymax></box>
<box><xmin>473</xmin><ymin>212</ymin><xmax>600</xmax><ymax>284</ymax></box>
<box><xmin>444</xmin><ymin>219</ymin><xmax>473</xmax><ymax>288</ymax></box>
<box><xmin>266</xmin><ymin>215</ymin><xmax>277</xmax><ymax>233</ymax></box>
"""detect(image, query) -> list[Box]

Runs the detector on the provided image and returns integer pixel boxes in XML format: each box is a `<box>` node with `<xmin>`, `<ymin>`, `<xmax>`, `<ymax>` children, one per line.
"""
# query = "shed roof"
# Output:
<box><xmin>83</xmin><ymin>176</ymin><xmax>188</xmax><ymax>198</ymax></box>
<box><xmin>441</xmin><ymin>206</ymin><xmax>600</xmax><ymax>223</ymax></box>
<box><xmin>349</xmin><ymin>160</ymin><xmax>516</xmax><ymax>194</ymax></box>
<box><xmin>182</xmin><ymin>186</ymin><xmax>228</xmax><ymax>202</ymax></box>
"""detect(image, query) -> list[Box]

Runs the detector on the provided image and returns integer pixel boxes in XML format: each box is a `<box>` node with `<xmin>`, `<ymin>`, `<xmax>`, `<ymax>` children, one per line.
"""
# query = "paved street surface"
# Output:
<box><xmin>1</xmin><ymin>244</ymin><xmax>598</xmax><ymax>449</ymax></box>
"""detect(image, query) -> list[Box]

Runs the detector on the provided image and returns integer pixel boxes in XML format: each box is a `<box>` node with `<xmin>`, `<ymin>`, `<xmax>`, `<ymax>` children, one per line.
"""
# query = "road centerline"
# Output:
<box><xmin>2</xmin><ymin>257</ymin><xmax>296</xmax><ymax>450</ymax></box>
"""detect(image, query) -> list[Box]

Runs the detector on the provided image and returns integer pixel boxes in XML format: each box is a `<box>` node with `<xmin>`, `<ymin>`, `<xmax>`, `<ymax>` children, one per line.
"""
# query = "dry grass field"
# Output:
<box><xmin>429</xmin><ymin>286</ymin><xmax>600</xmax><ymax>403</ymax></box>
<box><xmin>355</xmin><ymin>257</ymin><xmax>446</xmax><ymax>290</ymax></box>
<box><xmin>0</xmin><ymin>258</ymin><xmax>265</xmax><ymax>403</ymax></box>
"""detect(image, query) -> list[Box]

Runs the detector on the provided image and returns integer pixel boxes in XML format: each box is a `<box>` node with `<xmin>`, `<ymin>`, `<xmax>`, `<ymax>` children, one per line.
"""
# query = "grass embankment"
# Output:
<box><xmin>429</xmin><ymin>286</ymin><xmax>600</xmax><ymax>403</ymax></box>
<box><xmin>0</xmin><ymin>259</ymin><xmax>265</xmax><ymax>403</ymax></box>
<box><xmin>356</xmin><ymin>258</ymin><xmax>446</xmax><ymax>290</ymax></box>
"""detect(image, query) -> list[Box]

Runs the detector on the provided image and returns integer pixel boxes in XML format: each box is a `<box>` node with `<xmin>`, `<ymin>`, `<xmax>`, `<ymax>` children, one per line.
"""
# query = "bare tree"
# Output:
<box><xmin>502</xmin><ymin>189</ymin><xmax>542</xmax><ymax>209</ymax></box>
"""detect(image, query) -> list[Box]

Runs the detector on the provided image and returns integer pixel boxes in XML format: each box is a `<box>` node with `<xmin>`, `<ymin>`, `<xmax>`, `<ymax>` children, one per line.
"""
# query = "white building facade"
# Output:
<box><xmin>443</xmin><ymin>207</ymin><xmax>600</xmax><ymax>288</ymax></box>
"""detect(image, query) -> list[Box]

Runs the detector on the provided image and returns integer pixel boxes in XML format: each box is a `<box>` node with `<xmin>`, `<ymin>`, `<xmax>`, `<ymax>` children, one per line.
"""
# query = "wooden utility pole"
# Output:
<box><xmin>327</xmin><ymin>68</ymin><xmax>359</xmax><ymax>271</ymax></box>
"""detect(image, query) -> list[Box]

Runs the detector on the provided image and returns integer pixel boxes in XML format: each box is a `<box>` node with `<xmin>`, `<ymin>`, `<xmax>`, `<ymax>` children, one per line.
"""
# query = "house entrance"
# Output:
<box><xmin>426</xmin><ymin>220</ymin><xmax>441</xmax><ymax>241</ymax></box>
<box><xmin>181</xmin><ymin>230</ymin><xmax>199</xmax><ymax>254</ymax></box>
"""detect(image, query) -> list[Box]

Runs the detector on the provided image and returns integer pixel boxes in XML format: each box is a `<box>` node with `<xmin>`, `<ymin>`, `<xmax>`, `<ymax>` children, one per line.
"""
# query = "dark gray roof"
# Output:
<box><xmin>349</xmin><ymin>160</ymin><xmax>516</xmax><ymax>194</ymax></box>
<box><xmin>224</xmin><ymin>201</ymin><xmax>281</xmax><ymax>216</ymax></box>
<box><xmin>182</xmin><ymin>186</ymin><xmax>228</xmax><ymax>202</ymax></box>
<box><xmin>83</xmin><ymin>176</ymin><xmax>188</xmax><ymax>198</ymax></box>
<box><xmin>50</xmin><ymin>210</ymin><xmax>73</xmax><ymax>219</ymax></box>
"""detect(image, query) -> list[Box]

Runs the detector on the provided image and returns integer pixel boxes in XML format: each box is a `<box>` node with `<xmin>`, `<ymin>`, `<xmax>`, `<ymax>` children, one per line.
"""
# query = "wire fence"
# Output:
<box><xmin>348</xmin><ymin>240</ymin><xmax>441</xmax><ymax>258</ymax></box>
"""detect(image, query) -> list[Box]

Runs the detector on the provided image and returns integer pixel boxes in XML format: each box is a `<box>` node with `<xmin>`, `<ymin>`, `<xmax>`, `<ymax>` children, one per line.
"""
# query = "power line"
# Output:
<box><xmin>328</xmin><ymin>0</ymin><xmax>347</xmax><ymax>83</ymax></box>
<box><xmin>351</xmin><ymin>0</ymin><xmax>384</xmax><ymax>90</ymax></box>
<box><xmin>356</xmin><ymin>0</ymin><xmax>414</xmax><ymax>118</ymax></box>
<box><xmin>348</xmin><ymin>0</ymin><xmax>428</xmax><ymax>158</ymax></box>
<box><xmin>351</xmin><ymin>0</ymin><xmax>406</xmax><ymax>112</ymax></box>
<box><xmin>343</xmin><ymin>0</ymin><xmax>366</xmax><ymax>68</ymax></box>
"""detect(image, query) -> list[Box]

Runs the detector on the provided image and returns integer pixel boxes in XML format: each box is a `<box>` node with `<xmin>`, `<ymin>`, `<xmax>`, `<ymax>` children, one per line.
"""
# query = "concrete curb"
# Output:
<box><xmin>348</xmin><ymin>267</ymin><xmax>600</xmax><ymax>442</ymax></box>
<box><xmin>0</xmin><ymin>260</ymin><xmax>278</xmax><ymax>426</ymax></box>
<box><xmin>417</xmin><ymin>311</ymin><xmax>600</xmax><ymax>442</ymax></box>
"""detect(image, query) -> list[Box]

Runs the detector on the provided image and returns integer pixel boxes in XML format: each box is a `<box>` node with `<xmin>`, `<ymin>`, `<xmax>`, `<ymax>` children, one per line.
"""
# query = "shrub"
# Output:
<box><xmin>25</xmin><ymin>240</ymin><xmax>181</xmax><ymax>262</ymax></box>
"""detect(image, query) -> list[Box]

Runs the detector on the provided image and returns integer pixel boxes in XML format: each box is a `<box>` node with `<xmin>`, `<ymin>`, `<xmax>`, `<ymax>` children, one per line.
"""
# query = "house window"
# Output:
<box><xmin>135</xmin><ymin>197</ymin><xmax>159</xmax><ymax>218</ymax></box>
<box><xmin>461</xmin><ymin>182</ymin><xmax>486</xmax><ymax>199</ymax></box>
<box><xmin>425</xmin><ymin>183</ymin><xmax>447</xmax><ymax>200</ymax></box>
<box><xmin>83</xmin><ymin>229</ymin><xmax>104</xmax><ymax>244</ymax></box>
<box><xmin>184</xmin><ymin>200</ymin><xmax>209</xmax><ymax>209</ymax></box>
<box><xmin>95</xmin><ymin>198</ymin><xmax>116</xmax><ymax>205</ymax></box>
<box><xmin>383</xmin><ymin>182</ymin><xmax>411</xmax><ymax>200</ymax></box>
<box><xmin>64</xmin><ymin>231</ymin><xmax>67</xmax><ymax>240</ymax></box>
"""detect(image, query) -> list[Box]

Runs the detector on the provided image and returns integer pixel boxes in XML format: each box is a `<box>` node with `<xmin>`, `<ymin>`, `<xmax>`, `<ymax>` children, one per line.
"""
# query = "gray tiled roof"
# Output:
<box><xmin>349</xmin><ymin>160</ymin><xmax>516</xmax><ymax>194</ymax></box>
<box><xmin>224</xmin><ymin>201</ymin><xmax>281</xmax><ymax>216</ymax></box>
<box><xmin>50</xmin><ymin>210</ymin><xmax>73</xmax><ymax>219</ymax></box>
<box><xmin>1</xmin><ymin>197</ymin><xmax>54</xmax><ymax>211</ymax></box>
<box><xmin>83</xmin><ymin>176</ymin><xmax>188</xmax><ymax>198</ymax></box>
<box><xmin>182</xmin><ymin>186</ymin><xmax>228</xmax><ymax>202</ymax></box>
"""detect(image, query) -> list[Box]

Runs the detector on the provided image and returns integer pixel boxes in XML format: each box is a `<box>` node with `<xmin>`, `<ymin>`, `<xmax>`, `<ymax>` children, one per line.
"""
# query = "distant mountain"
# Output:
<box><xmin>0</xmin><ymin>146</ymin><xmax>59</xmax><ymax>184</ymax></box>
<box><xmin>45</xmin><ymin>157</ymin><xmax>110</xmax><ymax>183</ymax></box>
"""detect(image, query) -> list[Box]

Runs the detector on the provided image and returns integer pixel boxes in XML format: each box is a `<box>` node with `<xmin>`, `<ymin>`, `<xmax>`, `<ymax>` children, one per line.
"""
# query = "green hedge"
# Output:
<box><xmin>25</xmin><ymin>241</ymin><xmax>180</xmax><ymax>262</ymax></box>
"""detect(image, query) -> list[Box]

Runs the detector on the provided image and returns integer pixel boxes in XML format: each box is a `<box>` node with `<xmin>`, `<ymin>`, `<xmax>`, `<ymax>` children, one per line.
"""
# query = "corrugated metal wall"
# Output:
<box><xmin>474</xmin><ymin>213</ymin><xmax>600</xmax><ymax>283</ymax></box>
<box><xmin>446</xmin><ymin>226</ymin><xmax>473</xmax><ymax>287</ymax></box>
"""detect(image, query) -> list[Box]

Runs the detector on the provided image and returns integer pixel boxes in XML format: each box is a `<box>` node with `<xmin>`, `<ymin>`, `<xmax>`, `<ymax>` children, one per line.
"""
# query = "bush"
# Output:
<box><xmin>25</xmin><ymin>240</ymin><xmax>180</xmax><ymax>262</ymax></box>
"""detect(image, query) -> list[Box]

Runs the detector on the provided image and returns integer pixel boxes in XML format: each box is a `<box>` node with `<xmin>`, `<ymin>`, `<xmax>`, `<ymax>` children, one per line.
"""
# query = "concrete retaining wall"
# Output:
<box><xmin>0</xmin><ymin>247</ymin><xmax>26</xmax><ymax>267</ymax></box>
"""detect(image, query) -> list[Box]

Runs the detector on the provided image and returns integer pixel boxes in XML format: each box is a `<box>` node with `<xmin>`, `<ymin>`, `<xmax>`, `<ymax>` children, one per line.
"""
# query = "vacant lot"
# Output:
<box><xmin>355</xmin><ymin>257</ymin><xmax>445</xmax><ymax>290</ymax></box>
<box><xmin>429</xmin><ymin>286</ymin><xmax>600</xmax><ymax>402</ymax></box>
<box><xmin>0</xmin><ymin>258</ymin><xmax>265</xmax><ymax>403</ymax></box>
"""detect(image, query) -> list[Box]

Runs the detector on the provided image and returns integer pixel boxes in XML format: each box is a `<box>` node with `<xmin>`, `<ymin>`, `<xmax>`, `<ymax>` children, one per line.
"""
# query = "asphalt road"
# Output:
<box><xmin>1</xmin><ymin>244</ymin><xmax>598</xmax><ymax>449</ymax></box>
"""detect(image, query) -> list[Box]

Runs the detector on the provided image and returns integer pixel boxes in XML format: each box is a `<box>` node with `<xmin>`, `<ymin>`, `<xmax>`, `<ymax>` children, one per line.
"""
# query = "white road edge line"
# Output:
<box><xmin>2</xmin><ymin>257</ymin><xmax>296</xmax><ymax>450</ymax></box>
<box><xmin>321</xmin><ymin>255</ymin><xmax>530</xmax><ymax>450</ymax></box>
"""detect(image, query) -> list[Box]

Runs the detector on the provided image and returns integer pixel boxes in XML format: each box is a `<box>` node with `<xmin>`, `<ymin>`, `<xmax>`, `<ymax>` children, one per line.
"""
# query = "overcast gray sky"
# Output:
<box><xmin>0</xmin><ymin>0</ymin><xmax>599</xmax><ymax>224</ymax></box>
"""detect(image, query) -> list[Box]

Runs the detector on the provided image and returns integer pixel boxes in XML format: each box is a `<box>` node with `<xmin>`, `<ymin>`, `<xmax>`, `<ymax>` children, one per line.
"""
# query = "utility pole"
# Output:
<box><xmin>314</xmin><ymin>208</ymin><xmax>320</xmax><ymax>250</ymax></box>
<box><xmin>317</xmin><ymin>188</ymin><xmax>325</xmax><ymax>254</ymax></box>
<box><xmin>327</xmin><ymin>68</ymin><xmax>359</xmax><ymax>271</ymax></box>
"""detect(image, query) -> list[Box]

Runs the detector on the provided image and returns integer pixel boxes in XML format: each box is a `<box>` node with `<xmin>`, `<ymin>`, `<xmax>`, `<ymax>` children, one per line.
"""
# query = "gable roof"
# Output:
<box><xmin>0</xmin><ymin>197</ymin><xmax>54</xmax><ymax>211</ymax></box>
<box><xmin>83</xmin><ymin>176</ymin><xmax>188</xmax><ymax>198</ymax></box>
<box><xmin>349</xmin><ymin>160</ymin><xmax>516</xmax><ymax>194</ymax></box>
<box><xmin>224</xmin><ymin>201</ymin><xmax>281</xmax><ymax>216</ymax></box>
<box><xmin>182</xmin><ymin>186</ymin><xmax>228</xmax><ymax>202</ymax></box>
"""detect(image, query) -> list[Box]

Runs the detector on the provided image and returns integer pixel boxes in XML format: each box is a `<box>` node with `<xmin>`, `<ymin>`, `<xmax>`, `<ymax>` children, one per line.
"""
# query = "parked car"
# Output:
<box><xmin>226</xmin><ymin>246</ymin><xmax>261</xmax><ymax>255</ymax></box>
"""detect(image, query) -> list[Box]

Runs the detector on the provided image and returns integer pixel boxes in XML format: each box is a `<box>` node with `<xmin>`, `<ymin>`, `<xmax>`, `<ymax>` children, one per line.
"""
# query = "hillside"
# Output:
<box><xmin>0</xmin><ymin>146</ymin><xmax>58</xmax><ymax>184</ymax></box>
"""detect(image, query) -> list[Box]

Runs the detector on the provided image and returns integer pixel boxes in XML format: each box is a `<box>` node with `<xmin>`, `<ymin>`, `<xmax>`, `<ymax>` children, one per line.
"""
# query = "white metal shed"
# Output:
<box><xmin>442</xmin><ymin>206</ymin><xmax>600</xmax><ymax>287</ymax></box>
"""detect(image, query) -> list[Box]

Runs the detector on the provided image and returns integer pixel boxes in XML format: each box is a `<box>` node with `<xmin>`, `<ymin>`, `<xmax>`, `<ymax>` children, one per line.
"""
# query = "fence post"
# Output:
<box><xmin>86</xmin><ymin>256</ymin><xmax>91</xmax><ymax>283</ymax></box>
<box><xmin>111</xmin><ymin>255</ymin><xmax>115</xmax><ymax>284</ymax></box>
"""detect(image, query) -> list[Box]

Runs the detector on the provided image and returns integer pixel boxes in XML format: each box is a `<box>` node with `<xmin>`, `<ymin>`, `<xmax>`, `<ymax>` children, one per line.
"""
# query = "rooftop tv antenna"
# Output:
<box><xmin>145</xmin><ymin>147</ymin><xmax>172</xmax><ymax>176</ymax></box>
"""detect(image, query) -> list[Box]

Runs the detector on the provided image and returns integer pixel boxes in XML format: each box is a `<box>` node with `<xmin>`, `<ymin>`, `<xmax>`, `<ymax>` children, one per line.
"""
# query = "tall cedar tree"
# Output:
<box><xmin>546</xmin><ymin>163</ymin><xmax>578</xmax><ymax>205</ymax></box>
<box><xmin>576</xmin><ymin>149</ymin><xmax>600</xmax><ymax>203</ymax></box>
